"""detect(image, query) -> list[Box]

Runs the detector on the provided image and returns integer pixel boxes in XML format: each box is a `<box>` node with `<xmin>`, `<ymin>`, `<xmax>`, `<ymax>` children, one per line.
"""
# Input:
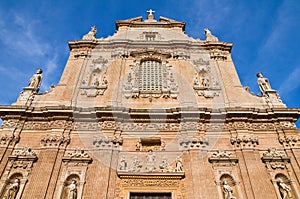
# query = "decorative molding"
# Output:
<box><xmin>279</xmin><ymin>135</ymin><xmax>300</xmax><ymax>147</ymax></box>
<box><xmin>93</xmin><ymin>135</ymin><xmax>123</xmax><ymax>149</ymax></box>
<box><xmin>40</xmin><ymin>133</ymin><xmax>70</xmax><ymax>147</ymax></box>
<box><xmin>209</xmin><ymin>150</ymin><xmax>238</xmax><ymax>166</ymax></box>
<box><xmin>0</xmin><ymin>133</ymin><xmax>19</xmax><ymax>147</ymax></box>
<box><xmin>261</xmin><ymin>148</ymin><xmax>290</xmax><ymax>170</ymax></box>
<box><xmin>179</xmin><ymin>135</ymin><xmax>209</xmax><ymax>150</ymax></box>
<box><xmin>23</xmin><ymin>120</ymin><xmax>73</xmax><ymax>130</ymax></box>
<box><xmin>230</xmin><ymin>134</ymin><xmax>259</xmax><ymax>148</ymax></box>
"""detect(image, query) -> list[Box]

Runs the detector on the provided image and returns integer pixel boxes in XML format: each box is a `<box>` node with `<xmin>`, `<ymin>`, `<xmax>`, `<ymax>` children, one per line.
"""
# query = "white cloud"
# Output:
<box><xmin>278</xmin><ymin>66</ymin><xmax>300</xmax><ymax>96</ymax></box>
<box><xmin>0</xmin><ymin>11</ymin><xmax>60</xmax><ymax>93</ymax></box>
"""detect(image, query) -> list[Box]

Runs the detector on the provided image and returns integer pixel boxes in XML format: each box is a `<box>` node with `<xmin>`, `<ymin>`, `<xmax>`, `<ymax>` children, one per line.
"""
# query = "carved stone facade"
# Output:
<box><xmin>0</xmin><ymin>11</ymin><xmax>299</xmax><ymax>199</ymax></box>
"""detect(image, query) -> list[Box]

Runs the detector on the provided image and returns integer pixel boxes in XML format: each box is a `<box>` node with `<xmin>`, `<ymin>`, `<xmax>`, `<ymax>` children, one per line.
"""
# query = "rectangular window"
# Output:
<box><xmin>130</xmin><ymin>192</ymin><xmax>172</xmax><ymax>199</ymax></box>
<box><xmin>139</xmin><ymin>60</ymin><xmax>162</xmax><ymax>92</ymax></box>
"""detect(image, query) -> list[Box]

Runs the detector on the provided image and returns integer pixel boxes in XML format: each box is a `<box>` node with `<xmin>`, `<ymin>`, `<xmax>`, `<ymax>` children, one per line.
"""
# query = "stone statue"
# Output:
<box><xmin>277</xmin><ymin>179</ymin><xmax>292</xmax><ymax>199</ymax></box>
<box><xmin>82</xmin><ymin>26</ymin><xmax>97</xmax><ymax>40</ymax></box>
<box><xmin>4</xmin><ymin>178</ymin><xmax>20</xmax><ymax>199</ymax></box>
<box><xmin>222</xmin><ymin>180</ymin><xmax>236</xmax><ymax>199</ymax></box>
<box><xmin>159</xmin><ymin>157</ymin><xmax>170</xmax><ymax>172</ymax></box>
<box><xmin>28</xmin><ymin>68</ymin><xmax>43</xmax><ymax>92</ymax></box>
<box><xmin>174</xmin><ymin>156</ymin><xmax>183</xmax><ymax>172</ymax></box>
<box><xmin>257</xmin><ymin>72</ymin><xmax>272</xmax><ymax>95</ymax></box>
<box><xmin>68</xmin><ymin>180</ymin><xmax>77</xmax><ymax>199</ymax></box>
<box><xmin>145</xmin><ymin>150</ymin><xmax>156</xmax><ymax>172</ymax></box>
<box><xmin>201</xmin><ymin>75</ymin><xmax>210</xmax><ymax>88</ymax></box>
<box><xmin>204</xmin><ymin>28</ymin><xmax>219</xmax><ymax>42</ymax></box>
<box><xmin>130</xmin><ymin>156</ymin><xmax>142</xmax><ymax>172</ymax></box>
<box><xmin>136</xmin><ymin>140</ymin><xmax>141</xmax><ymax>151</ymax></box>
<box><xmin>119</xmin><ymin>155</ymin><xmax>127</xmax><ymax>171</ymax></box>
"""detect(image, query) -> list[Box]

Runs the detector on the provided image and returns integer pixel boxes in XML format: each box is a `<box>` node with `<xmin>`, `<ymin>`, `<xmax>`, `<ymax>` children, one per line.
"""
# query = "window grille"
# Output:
<box><xmin>139</xmin><ymin>60</ymin><xmax>162</xmax><ymax>92</ymax></box>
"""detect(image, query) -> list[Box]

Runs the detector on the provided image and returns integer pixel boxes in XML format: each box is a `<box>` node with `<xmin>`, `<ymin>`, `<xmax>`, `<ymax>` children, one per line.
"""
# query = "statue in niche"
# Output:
<box><xmin>68</xmin><ymin>180</ymin><xmax>77</xmax><ymax>199</ymax></box>
<box><xmin>222</xmin><ymin>180</ymin><xmax>236</xmax><ymax>199</ymax></box>
<box><xmin>82</xmin><ymin>26</ymin><xmax>97</xmax><ymax>40</ymax></box>
<box><xmin>201</xmin><ymin>75</ymin><xmax>210</xmax><ymax>88</ymax></box>
<box><xmin>3</xmin><ymin>178</ymin><xmax>20</xmax><ymax>199</ymax></box>
<box><xmin>174</xmin><ymin>156</ymin><xmax>183</xmax><ymax>172</ymax></box>
<box><xmin>257</xmin><ymin>72</ymin><xmax>272</xmax><ymax>95</ymax></box>
<box><xmin>204</xmin><ymin>28</ymin><xmax>219</xmax><ymax>42</ymax></box>
<box><xmin>145</xmin><ymin>150</ymin><xmax>156</xmax><ymax>172</ymax></box>
<box><xmin>91</xmin><ymin>74</ymin><xmax>99</xmax><ymax>87</ymax></box>
<box><xmin>277</xmin><ymin>179</ymin><xmax>292</xmax><ymax>199</ymax></box>
<box><xmin>28</xmin><ymin>68</ymin><xmax>43</xmax><ymax>92</ymax></box>
<box><xmin>119</xmin><ymin>155</ymin><xmax>127</xmax><ymax>171</ymax></box>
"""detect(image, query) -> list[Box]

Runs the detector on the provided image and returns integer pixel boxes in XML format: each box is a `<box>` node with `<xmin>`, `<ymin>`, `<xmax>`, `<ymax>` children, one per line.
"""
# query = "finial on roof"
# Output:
<box><xmin>146</xmin><ymin>9</ymin><xmax>156</xmax><ymax>21</ymax></box>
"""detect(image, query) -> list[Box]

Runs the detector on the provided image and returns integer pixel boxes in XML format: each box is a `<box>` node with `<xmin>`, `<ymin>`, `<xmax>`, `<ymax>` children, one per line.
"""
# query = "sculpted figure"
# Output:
<box><xmin>119</xmin><ymin>155</ymin><xmax>127</xmax><ymax>171</ymax></box>
<box><xmin>28</xmin><ymin>68</ymin><xmax>43</xmax><ymax>92</ymax></box>
<box><xmin>174</xmin><ymin>156</ymin><xmax>183</xmax><ymax>172</ymax></box>
<box><xmin>68</xmin><ymin>180</ymin><xmax>77</xmax><ymax>199</ymax></box>
<box><xmin>204</xmin><ymin>28</ymin><xmax>219</xmax><ymax>42</ymax></box>
<box><xmin>82</xmin><ymin>26</ymin><xmax>97</xmax><ymax>40</ymax></box>
<box><xmin>4</xmin><ymin>178</ymin><xmax>20</xmax><ymax>199</ymax></box>
<box><xmin>222</xmin><ymin>180</ymin><xmax>236</xmax><ymax>199</ymax></box>
<box><xmin>278</xmin><ymin>179</ymin><xmax>292</xmax><ymax>199</ymax></box>
<box><xmin>145</xmin><ymin>150</ymin><xmax>156</xmax><ymax>172</ymax></box>
<box><xmin>130</xmin><ymin>156</ymin><xmax>142</xmax><ymax>172</ymax></box>
<box><xmin>257</xmin><ymin>72</ymin><xmax>272</xmax><ymax>95</ymax></box>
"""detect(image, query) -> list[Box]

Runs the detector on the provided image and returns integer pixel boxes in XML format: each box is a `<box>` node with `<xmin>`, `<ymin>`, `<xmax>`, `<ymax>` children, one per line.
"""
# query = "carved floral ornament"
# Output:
<box><xmin>80</xmin><ymin>56</ymin><xmax>109</xmax><ymax>97</ymax></box>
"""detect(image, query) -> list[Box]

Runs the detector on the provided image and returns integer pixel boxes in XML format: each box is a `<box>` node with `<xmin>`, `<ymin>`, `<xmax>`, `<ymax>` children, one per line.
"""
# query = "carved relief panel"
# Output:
<box><xmin>116</xmin><ymin>151</ymin><xmax>185</xmax><ymax>199</ymax></box>
<box><xmin>192</xmin><ymin>58</ymin><xmax>221</xmax><ymax>98</ymax></box>
<box><xmin>80</xmin><ymin>56</ymin><xmax>109</xmax><ymax>97</ymax></box>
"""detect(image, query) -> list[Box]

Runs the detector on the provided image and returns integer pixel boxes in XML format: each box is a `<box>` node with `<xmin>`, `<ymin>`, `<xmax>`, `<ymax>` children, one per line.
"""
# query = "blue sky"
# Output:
<box><xmin>0</xmin><ymin>0</ymin><xmax>299</xmax><ymax>125</ymax></box>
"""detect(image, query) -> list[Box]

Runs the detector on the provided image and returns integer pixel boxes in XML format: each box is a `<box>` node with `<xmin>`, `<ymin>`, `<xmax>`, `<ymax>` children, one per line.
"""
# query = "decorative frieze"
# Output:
<box><xmin>118</xmin><ymin>152</ymin><xmax>184</xmax><ymax>174</ymax></box>
<box><xmin>1</xmin><ymin>119</ymin><xmax>23</xmax><ymax>129</ymax></box>
<box><xmin>209</xmin><ymin>149</ymin><xmax>238</xmax><ymax>167</ymax></box>
<box><xmin>24</xmin><ymin>120</ymin><xmax>73</xmax><ymax>130</ymax></box>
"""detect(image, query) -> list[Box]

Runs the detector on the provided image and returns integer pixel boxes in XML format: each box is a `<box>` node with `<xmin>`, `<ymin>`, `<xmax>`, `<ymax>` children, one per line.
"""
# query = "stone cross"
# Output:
<box><xmin>147</xmin><ymin>9</ymin><xmax>155</xmax><ymax>16</ymax></box>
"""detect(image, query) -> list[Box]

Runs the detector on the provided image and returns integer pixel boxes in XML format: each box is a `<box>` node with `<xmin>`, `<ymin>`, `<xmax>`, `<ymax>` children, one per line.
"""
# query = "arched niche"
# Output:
<box><xmin>0</xmin><ymin>173</ymin><xmax>25</xmax><ymax>199</ymax></box>
<box><xmin>61</xmin><ymin>174</ymin><xmax>80</xmax><ymax>199</ymax></box>
<box><xmin>220</xmin><ymin>174</ymin><xmax>237</xmax><ymax>199</ymax></box>
<box><xmin>274</xmin><ymin>173</ymin><xmax>296</xmax><ymax>199</ymax></box>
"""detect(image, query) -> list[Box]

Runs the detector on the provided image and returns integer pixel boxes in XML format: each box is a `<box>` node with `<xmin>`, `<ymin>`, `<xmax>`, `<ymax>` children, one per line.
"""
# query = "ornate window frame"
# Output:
<box><xmin>124</xmin><ymin>50</ymin><xmax>178</xmax><ymax>101</ymax></box>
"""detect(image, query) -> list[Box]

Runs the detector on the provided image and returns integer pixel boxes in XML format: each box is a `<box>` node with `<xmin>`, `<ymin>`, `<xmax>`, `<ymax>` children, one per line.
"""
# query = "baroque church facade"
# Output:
<box><xmin>0</xmin><ymin>11</ymin><xmax>299</xmax><ymax>199</ymax></box>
